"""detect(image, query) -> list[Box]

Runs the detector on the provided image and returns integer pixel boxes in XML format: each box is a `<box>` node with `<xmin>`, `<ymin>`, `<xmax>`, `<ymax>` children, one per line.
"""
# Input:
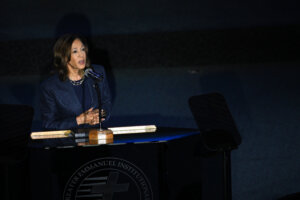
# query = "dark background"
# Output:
<box><xmin>1</xmin><ymin>0</ymin><xmax>300</xmax><ymax>199</ymax></box>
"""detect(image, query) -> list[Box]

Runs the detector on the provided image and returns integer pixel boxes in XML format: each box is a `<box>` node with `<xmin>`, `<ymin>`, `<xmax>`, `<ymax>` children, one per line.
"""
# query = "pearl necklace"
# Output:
<box><xmin>69</xmin><ymin>76</ymin><xmax>85</xmax><ymax>86</ymax></box>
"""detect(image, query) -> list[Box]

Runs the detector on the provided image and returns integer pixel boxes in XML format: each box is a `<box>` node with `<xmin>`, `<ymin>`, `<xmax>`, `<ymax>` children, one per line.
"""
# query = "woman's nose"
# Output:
<box><xmin>78</xmin><ymin>51</ymin><xmax>84</xmax><ymax>57</ymax></box>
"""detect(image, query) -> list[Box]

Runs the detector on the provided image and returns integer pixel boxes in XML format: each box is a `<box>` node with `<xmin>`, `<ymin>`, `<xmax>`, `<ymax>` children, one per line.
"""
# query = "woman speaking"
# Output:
<box><xmin>40</xmin><ymin>34</ymin><xmax>111</xmax><ymax>130</ymax></box>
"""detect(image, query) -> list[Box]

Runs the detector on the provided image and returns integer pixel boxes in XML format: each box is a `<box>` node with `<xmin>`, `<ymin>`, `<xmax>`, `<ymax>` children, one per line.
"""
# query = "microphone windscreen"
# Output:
<box><xmin>84</xmin><ymin>68</ymin><xmax>103</xmax><ymax>81</ymax></box>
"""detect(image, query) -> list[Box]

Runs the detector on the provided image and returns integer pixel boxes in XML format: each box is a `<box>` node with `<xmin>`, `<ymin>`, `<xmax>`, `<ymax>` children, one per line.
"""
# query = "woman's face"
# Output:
<box><xmin>67</xmin><ymin>39</ymin><xmax>86</xmax><ymax>71</ymax></box>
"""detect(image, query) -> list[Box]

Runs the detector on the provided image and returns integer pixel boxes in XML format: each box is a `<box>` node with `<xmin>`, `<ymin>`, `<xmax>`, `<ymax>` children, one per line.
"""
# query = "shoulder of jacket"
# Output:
<box><xmin>40</xmin><ymin>74</ymin><xmax>61</xmax><ymax>90</ymax></box>
<box><xmin>91</xmin><ymin>64</ymin><xmax>105</xmax><ymax>73</ymax></box>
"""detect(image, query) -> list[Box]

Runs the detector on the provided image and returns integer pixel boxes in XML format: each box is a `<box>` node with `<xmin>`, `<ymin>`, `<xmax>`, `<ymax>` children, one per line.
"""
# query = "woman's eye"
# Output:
<box><xmin>72</xmin><ymin>50</ymin><xmax>77</xmax><ymax>54</ymax></box>
<box><xmin>81</xmin><ymin>48</ymin><xmax>85</xmax><ymax>52</ymax></box>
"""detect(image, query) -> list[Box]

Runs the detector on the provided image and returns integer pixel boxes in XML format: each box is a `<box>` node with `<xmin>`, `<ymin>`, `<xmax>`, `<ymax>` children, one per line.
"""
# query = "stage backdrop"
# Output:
<box><xmin>1</xmin><ymin>0</ymin><xmax>300</xmax><ymax>199</ymax></box>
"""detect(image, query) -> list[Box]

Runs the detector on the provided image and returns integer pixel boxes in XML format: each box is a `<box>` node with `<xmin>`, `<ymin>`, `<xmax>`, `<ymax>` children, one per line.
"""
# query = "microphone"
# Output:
<box><xmin>84</xmin><ymin>68</ymin><xmax>103</xmax><ymax>82</ymax></box>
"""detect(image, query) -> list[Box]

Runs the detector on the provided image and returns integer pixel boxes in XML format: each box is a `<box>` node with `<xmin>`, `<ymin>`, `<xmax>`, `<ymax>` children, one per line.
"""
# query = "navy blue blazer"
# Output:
<box><xmin>40</xmin><ymin>65</ymin><xmax>111</xmax><ymax>130</ymax></box>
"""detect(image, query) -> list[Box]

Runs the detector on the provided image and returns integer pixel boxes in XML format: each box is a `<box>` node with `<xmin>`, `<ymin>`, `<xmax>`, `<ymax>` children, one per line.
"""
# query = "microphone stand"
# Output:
<box><xmin>93</xmin><ymin>80</ymin><xmax>103</xmax><ymax>131</ymax></box>
<box><xmin>87</xmin><ymin>69</ymin><xmax>113</xmax><ymax>142</ymax></box>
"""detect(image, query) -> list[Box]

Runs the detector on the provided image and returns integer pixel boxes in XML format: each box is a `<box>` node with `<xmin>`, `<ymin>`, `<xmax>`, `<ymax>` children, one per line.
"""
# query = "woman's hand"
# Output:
<box><xmin>76</xmin><ymin>107</ymin><xmax>100</xmax><ymax>125</ymax></box>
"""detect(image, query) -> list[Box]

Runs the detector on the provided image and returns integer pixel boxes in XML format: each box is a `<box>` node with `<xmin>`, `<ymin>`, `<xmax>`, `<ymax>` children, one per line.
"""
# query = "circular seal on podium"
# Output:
<box><xmin>63</xmin><ymin>157</ymin><xmax>153</xmax><ymax>200</ymax></box>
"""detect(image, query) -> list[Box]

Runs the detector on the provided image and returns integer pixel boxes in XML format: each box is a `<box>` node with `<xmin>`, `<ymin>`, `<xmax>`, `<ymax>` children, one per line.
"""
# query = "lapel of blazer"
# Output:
<box><xmin>56</xmin><ymin>78</ymin><xmax>100</xmax><ymax>114</ymax></box>
<box><xmin>85</xmin><ymin>78</ymin><xmax>97</xmax><ymax>108</ymax></box>
<box><xmin>57</xmin><ymin>80</ymin><xmax>83</xmax><ymax>114</ymax></box>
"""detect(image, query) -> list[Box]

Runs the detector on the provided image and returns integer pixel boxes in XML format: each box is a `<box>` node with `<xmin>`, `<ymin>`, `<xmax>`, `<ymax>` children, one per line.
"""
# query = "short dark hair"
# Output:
<box><xmin>53</xmin><ymin>34</ymin><xmax>91</xmax><ymax>81</ymax></box>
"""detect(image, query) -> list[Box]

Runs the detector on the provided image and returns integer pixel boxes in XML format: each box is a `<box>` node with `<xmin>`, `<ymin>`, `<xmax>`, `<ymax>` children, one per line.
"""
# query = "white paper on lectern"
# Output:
<box><xmin>108</xmin><ymin>125</ymin><xmax>157</xmax><ymax>134</ymax></box>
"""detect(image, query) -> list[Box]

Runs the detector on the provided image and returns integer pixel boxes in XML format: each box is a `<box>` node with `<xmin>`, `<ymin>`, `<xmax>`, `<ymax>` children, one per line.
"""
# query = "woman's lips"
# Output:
<box><xmin>79</xmin><ymin>60</ymin><xmax>85</xmax><ymax>65</ymax></box>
